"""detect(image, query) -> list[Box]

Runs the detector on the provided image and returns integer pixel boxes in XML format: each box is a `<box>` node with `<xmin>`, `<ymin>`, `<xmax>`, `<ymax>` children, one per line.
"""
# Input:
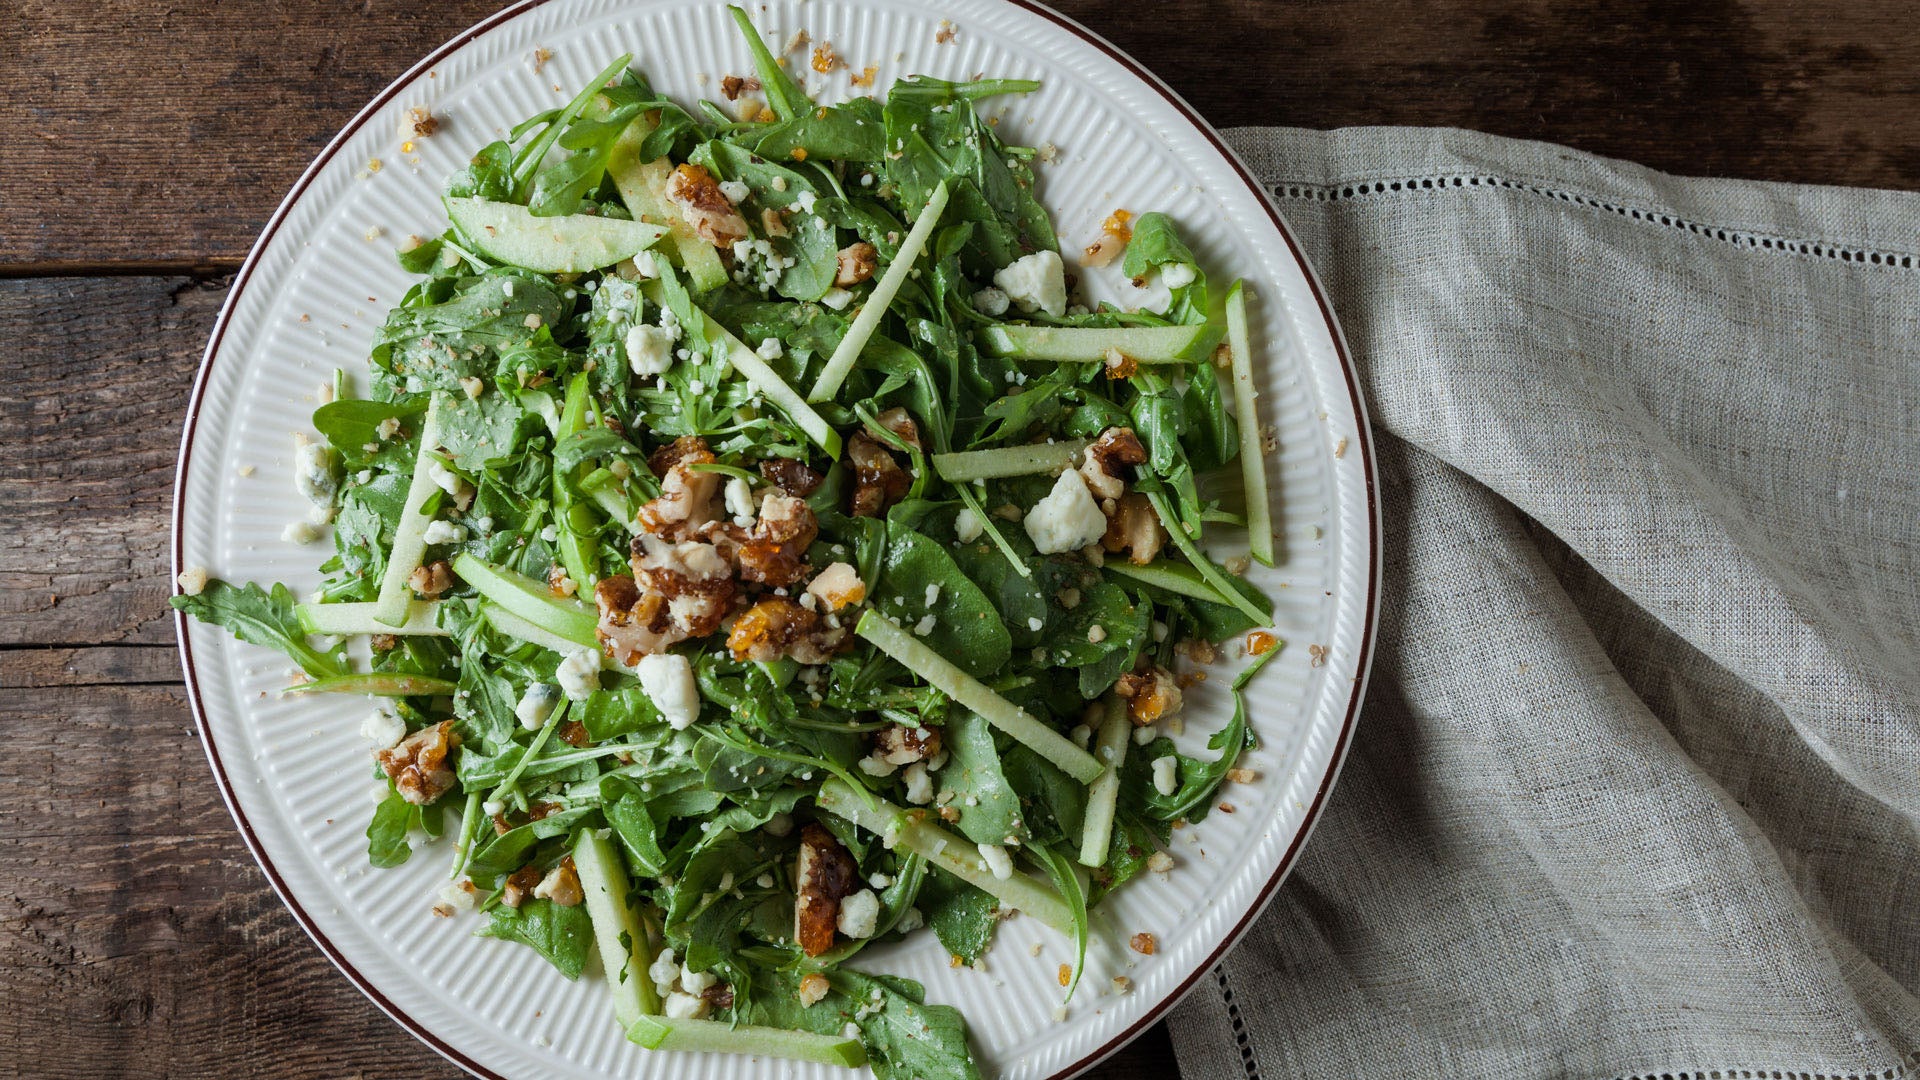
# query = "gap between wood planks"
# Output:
<box><xmin>0</xmin><ymin>260</ymin><xmax>240</xmax><ymax>280</ymax></box>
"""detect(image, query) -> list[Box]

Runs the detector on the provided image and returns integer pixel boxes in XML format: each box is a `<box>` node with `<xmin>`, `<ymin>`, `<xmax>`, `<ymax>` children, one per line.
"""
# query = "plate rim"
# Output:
<box><xmin>170</xmin><ymin>2</ymin><xmax>1381</xmax><ymax>1076</ymax></box>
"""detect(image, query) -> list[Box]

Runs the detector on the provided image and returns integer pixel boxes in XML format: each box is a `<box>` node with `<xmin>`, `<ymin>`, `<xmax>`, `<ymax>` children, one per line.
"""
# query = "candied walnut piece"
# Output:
<box><xmin>874</xmin><ymin>406</ymin><xmax>922</xmax><ymax>449</ymax></box>
<box><xmin>874</xmin><ymin>723</ymin><xmax>943</xmax><ymax>765</ymax></box>
<box><xmin>1080</xmin><ymin>426</ymin><xmax>1147</xmax><ymax>501</ymax></box>
<box><xmin>796</xmin><ymin>971</ymin><xmax>831</xmax><ymax>1006</ymax></box>
<box><xmin>794</xmin><ymin>824</ymin><xmax>858</xmax><ymax>956</ymax></box>
<box><xmin>727</xmin><ymin>597</ymin><xmax>851</xmax><ymax>665</ymax></box>
<box><xmin>720</xmin><ymin>74</ymin><xmax>746</xmax><ymax>100</ymax></box>
<box><xmin>649</xmin><ymin>435</ymin><xmax>712</xmax><ymax>478</ymax></box>
<box><xmin>1113</xmin><ymin>665</ymin><xmax>1183</xmax><ymax>726</ymax></box>
<box><xmin>533</xmin><ymin>857</ymin><xmax>585</xmax><ymax>907</ymax></box>
<box><xmin>558</xmin><ymin>720</ymin><xmax>591</xmax><ymax>748</ymax></box>
<box><xmin>834</xmin><ymin>242</ymin><xmax>879</xmax><ymax>285</ymax></box>
<box><xmin>1129</xmin><ymin>932</ymin><xmax>1157</xmax><ymax>955</ymax></box>
<box><xmin>665</xmin><ymin>163</ymin><xmax>750</xmax><ymax>247</ymax></box>
<box><xmin>409</xmin><ymin>559</ymin><xmax>454</xmax><ymax>598</ymax></box>
<box><xmin>805</xmin><ymin>561</ymin><xmax>866</xmax><ymax>611</ymax></box>
<box><xmin>597</xmin><ymin>539</ymin><xmax>736</xmax><ymax>664</ymax></box>
<box><xmin>760</xmin><ymin>456</ymin><xmax>824</xmax><ymax>497</ymax></box>
<box><xmin>501</xmin><ymin>863</ymin><xmax>543</xmax><ymax>909</ymax></box>
<box><xmin>639</xmin><ymin>437</ymin><xmax>723</xmax><ymax>540</ymax></box>
<box><xmin>375</xmin><ymin>719</ymin><xmax>460</xmax><ymax>805</ymax></box>
<box><xmin>1101</xmin><ymin>492</ymin><xmax>1166</xmax><ymax>566</ymax></box>
<box><xmin>736</xmin><ymin>494</ymin><xmax>818</xmax><ymax>588</ymax></box>
<box><xmin>846</xmin><ymin>431</ymin><xmax>911</xmax><ymax>517</ymax></box>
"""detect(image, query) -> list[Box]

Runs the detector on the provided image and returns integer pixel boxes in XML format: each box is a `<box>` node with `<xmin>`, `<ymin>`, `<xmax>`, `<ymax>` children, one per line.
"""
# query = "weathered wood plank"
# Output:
<box><xmin>0</xmin><ymin>275</ymin><xmax>221</xmax><ymax>646</ymax></box>
<box><xmin>6</xmin><ymin>0</ymin><xmax>1920</xmax><ymax>266</ymax></box>
<box><xmin>0</xmin><ymin>684</ymin><xmax>455</xmax><ymax>1079</ymax></box>
<box><xmin>0</xmin><ymin>644</ymin><xmax>182</xmax><ymax>687</ymax></box>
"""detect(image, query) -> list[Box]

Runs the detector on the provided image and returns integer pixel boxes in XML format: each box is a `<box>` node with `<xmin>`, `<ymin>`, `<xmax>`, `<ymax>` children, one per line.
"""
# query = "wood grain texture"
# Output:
<box><xmin>5</xmin><ymin>0</ymin><xmax>1920</xmax><ymax>265</ymax></box>
<box><xmin>6</xmin><ymin>1</ymin><xmax>1917</xmax><ymax>1077</ymax></box>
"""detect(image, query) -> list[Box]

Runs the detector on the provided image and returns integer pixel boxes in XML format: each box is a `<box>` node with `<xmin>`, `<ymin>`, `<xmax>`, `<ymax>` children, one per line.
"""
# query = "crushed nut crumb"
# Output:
<box><xmin>1308</xmin><ymin>643</ymin><xmax>1327</xmax><ymax>667</ymax></box>
<box><xmin>1129</xmin><ymin>932</ymin><xmax>1157</xmax><ymax>955</ymax></box>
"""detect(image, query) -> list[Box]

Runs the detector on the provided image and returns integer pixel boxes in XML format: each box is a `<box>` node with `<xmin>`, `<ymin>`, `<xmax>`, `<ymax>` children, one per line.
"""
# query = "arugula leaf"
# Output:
<box><xmin>171</xmin><ymin>580</ymin><xmax>345</xmax><ymax>678</ymax></box>
<box><xmin>1133</xmin><ymin>645</ymin><xmax>1283</xmax><ymax>823</ymax></box>
<box><xmin>882</xmin><ymin>76</ymin><xmax>1054</xmax><ymax>277</ymax></box>
<box><xmin>728</xmin><ymin>5</ymin><xmax>813</xmax><ymax>121</ymax></box>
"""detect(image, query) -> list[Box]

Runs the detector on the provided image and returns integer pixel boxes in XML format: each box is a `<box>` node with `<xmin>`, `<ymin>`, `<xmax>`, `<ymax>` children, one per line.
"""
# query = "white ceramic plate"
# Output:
<box><xmin>173</xmin><ymin>2</ymin><xmax>1379</xmax><ymax>1076</ymax></box>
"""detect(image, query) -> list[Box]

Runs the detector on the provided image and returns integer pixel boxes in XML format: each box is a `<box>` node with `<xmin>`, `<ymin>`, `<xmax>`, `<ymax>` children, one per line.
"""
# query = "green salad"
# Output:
<box><xmin>175</xmin><ymin>10</ymin><xmax>1283</xmax><ymax>1074</ymax></box>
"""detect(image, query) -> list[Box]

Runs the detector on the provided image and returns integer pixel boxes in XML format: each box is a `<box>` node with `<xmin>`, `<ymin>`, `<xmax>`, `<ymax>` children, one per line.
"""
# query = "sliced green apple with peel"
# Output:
<box><xmin>445</xmin><ymin>197</ymin><xmax>667</xmax><ymax>274</ymax></box>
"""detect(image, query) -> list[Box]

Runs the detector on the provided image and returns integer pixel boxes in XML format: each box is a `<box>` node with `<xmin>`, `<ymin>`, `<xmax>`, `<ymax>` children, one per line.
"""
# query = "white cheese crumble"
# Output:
<box><xmin>423</xmin><ymin>458</ymin><xmax>464</xmax><ymax>497</ymax></box>
<box><xmin>515</xmin><ymin>683</ymin><xmax>561</xmax><ymax>731</ymax></box>
<box><xmin>680</xmin><ymin>966</ymin><xmax>718</xmax><ymax>995</ymax></box>
<box><xmin>663</xmin><ymin>991</ymin><xmax>710</xmax><ymax>1020</ymax></box>
<box><xmin>993</xmin><ymin>250</ymin><xmax>1067</xmax><ymax>318</ymax></box>
<box><xmin>895</xmin><ymin>906</ymin><xmax>924</xmax><ymax>932</ymax></box>
<box><xmin>717</xmin><ymin>179</ymin><xmax>750</xmax><ymax>204</ymax></box>
<box><xmin>637</xmin><ymin>652</ymin><xmax>700</xmax><ymax>729</ymax></box>
<box><xmin>978</xmin><ymin>843</ymin><xmax>1014</xmax><ymax>880</ymax></box>
<box><xmin>421</xmin><ymin>519</ymin><xmax>466</xmax><ymax>545</ymax></box>
<box><xmin>1151</xmin><ymin>755</ymin><xmax>1179</xmax><ymax>796</ymax></box>
<box><xmin>360</xmin><ymin>707</ymin><xmax>406</xmax><ymax>749</ymax></box>
<box><xmin>649</xmin><ymin>947</ymin><xmax>680</xmax><ymax>998</ymax></box>
<box><xmin>756</xmin><ymin>336</ymin><xmax>784</xmax><ymax>360</ymax></box>
<box><xmin>819</xmin><ymin>286</ymin><xmax>854</xmax><ymax>310</ymax></box>
<box><xmin>953</xmin><ymin>507</ymin><xmax>984</xmax><ymax>543</ymax></box>
<box><xmin>902</xmin><ymin>761</ymin><xmax>933</xmax><ymax>805</ymax></box>
<box><xmin>626</xmin><ymin>324</ymin><xmax>676</xmax><ymax>375</ymax></box>
<box><xmin>725</xmin><ymin>477</ymin><xmax>756</xmax><ymax>522</ymax></box>
<box><xmin>793</xmin><ymin>189</ymin><xmax>818</xmax><ymax>215</ymax></box>
<box><xmin>282</xmin><ymin>520</ymin><xmax>325</xmax><ymax>545</ymax></box>
<box><xmin>1027</xmin><ymin>616</ymin><xmax>1043</xmax><ymax>632</ymax></box>
<box><xmin>923</xmin><ymin>583</ymin><xmax>940</xmax><ymax>607</ymax></box>
<box><xmin>556</xmin><ymin>649</ymin><xmax>601</xmax><ymax>701</ymax></box>
<box><xmin>859</xmin><ymin>752</ymin><xmax>899</xmax><ymax>778</ymax></box>
<box><xmin>1160</xmin><ymin>261</ymin><xmax>1197</xmax><ymax>289</ymax></box>
<box><xmin>913</xmin><ymin>614</ymin><xmax>937</xmax><ymax>636</ymax></box>
<box><xmin>836</xmin><ymin>888</ymin><xmax>881</xmax><ymax>939</ymax></box>
<box><xmin>1023</xmin><ymin>468</ymin><xmax>1107</xmax><ymax>554</ymax></box>
<box><xmin>176</xmin><ymin>566</ymin><xmax>209</xmax><ymax>596</ymax></box>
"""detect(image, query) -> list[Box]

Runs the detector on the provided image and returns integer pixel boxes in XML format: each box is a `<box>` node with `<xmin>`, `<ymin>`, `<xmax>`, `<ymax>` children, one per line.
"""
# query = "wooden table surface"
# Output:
<box><xmin>5</xmin><ymin>1</ymin><xmax>1917</xmax><ymax>1076</ymax></box>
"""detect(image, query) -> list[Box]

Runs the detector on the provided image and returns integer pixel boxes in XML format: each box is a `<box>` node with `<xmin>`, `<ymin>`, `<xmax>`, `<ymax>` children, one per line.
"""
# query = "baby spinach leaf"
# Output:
<box><xmin>313</xmin><ymin>398</ymin><xmax>426</xmax><ymax>457</ymax></box>
<box><xmin>479</xmin><ymin>896</ymin><xmax>595</xmax><ymax>979</ymax></box>
<box><xmin>919</xmin><ymin>871</ymin><xmax>998</xmax><ymax>964</ymax></box>
<box><xmin>366</xmin><ymin>790</ymin><xmax>419</xmax><ymax>869</ymax></box>
<box><xmin>875</xmin><ymin>523</ymin><xmax>1011</xmax><ymax>678</ymax></box>
<box><xmin>438</xmin><ymin>391</ymin><xmax>530</xmax><ymax>471</ymax></box>
<box><xmin>1043</xmin><ymin>580</ymin><xmax>1150</xmax><ymax>698</ymax></box>
<box><xmin>936</xmin><ymin>711</ymin><xmax>1022</xmax><ymax>846</ymax></box>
